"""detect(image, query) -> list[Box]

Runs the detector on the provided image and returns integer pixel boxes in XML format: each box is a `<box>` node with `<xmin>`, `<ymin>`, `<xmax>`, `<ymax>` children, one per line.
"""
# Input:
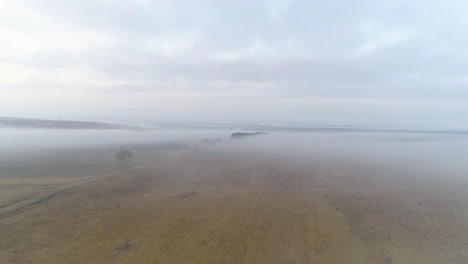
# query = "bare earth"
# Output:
<box><xmin>0</xmin><ymin>147</ymin><xmax>467</xmax><ymax>263</ymax></box>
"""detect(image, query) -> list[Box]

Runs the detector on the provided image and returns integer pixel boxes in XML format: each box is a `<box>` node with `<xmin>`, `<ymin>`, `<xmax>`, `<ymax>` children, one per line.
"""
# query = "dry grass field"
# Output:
<box><xmin>0</xmin><ymin>144</ymin><xmax>467</xmax><ymax>264</ymax></box>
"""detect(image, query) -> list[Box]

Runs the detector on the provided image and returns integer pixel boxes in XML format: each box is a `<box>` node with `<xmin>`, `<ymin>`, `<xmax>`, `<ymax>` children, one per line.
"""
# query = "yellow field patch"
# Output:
<box><xmin>36</xmin><ymin>187</ymin><xmax>372</xmax><ymax>264</ymax></box>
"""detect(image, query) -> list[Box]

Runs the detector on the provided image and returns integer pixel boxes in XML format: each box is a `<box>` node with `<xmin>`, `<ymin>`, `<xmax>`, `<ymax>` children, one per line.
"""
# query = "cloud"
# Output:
<box><xmin>1</xmin><ymin>0</ymin><xmax>468</xmax><ymax>126</ymax></box>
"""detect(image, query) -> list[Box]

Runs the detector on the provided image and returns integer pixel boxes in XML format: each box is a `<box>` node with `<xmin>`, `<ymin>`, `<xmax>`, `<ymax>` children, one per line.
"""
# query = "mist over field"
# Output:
<box><xmin>0</xmin><ymin>128</ymin><xmax>221</xmax><ymax>151</ymax></box>
<box><xmin>2</xmin><ymin>0</ymin><xmax>468</xmax><ymax>263</ymax></box>
<box><xmin>2</xmin><ymin>128</ymin><xmax>468</xmax><ymax>182</ymax></box>
<box><xmin>228</xmin><ymin>132</ymin><xmax>468</xmax><ymax>178</ymax></box>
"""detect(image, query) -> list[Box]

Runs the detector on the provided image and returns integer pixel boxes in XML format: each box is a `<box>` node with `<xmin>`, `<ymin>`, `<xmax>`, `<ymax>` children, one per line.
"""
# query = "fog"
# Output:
<box><xmin>2</xmin><ymin>128</ymin><xmax>468</xmax><ymax>183</ymax></box>
<box><xmin>226</xmin><ymin>132</ymin><xmax>468</xmax><ymax>174</ymax></box>
<box><xmin>211</xmin><ymin>132</ymin><xmax>468</xmax><ymax>187</ymax></box>
<box><xmin>0</xmin><ymin>128</ymin><xmax>226</xmax><ymax>151</ymax></box>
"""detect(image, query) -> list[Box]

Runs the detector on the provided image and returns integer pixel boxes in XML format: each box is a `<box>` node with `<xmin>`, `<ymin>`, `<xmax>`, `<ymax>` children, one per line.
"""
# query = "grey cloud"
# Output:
<box><xmin>2</xmin><ymin>0</ymin><xmax>468</xmax><ymax>125</ymax></box>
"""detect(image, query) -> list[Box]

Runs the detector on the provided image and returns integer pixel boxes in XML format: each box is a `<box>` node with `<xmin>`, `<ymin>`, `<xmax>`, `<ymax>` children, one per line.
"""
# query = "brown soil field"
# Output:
<box><xmin>0</xmin><ymin>146</ymin><xmax>467</xmax><ymax>263</ymax></box>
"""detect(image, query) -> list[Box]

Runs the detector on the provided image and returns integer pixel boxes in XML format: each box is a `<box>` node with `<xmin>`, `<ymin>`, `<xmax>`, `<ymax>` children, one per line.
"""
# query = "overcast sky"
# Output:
<box><xmin>1</xmin><ymin>0</ymin><xmax>467</xmax><ymax>128</ymax></box>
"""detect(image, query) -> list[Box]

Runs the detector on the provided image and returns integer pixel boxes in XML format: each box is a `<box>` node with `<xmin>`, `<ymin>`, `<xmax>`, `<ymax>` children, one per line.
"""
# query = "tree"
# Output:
<box><xmin>115</xmin><ymin>149</ymin><xmax>133</xmax><ymax>170</ymax></box>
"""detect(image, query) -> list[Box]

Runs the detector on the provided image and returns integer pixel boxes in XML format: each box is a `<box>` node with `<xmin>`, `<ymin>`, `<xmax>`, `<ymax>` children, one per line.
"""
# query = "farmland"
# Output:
<box><xmin>0</xmin><ymin>137</ymin><xmax>467</xmax><ymax>263</ymax></box>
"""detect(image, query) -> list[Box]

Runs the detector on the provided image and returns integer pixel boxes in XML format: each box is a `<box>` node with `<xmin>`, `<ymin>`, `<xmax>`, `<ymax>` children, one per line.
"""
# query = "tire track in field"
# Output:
<box><xmin>0</xmin><ymin>150</ymin><xmax>183</xmax><ymax>220</ymax></box>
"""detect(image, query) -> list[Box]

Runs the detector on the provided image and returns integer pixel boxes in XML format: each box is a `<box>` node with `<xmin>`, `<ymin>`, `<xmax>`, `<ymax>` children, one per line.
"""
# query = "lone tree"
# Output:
<box><xmin>115</xmin><ymin>149</ymin><xmax>133</xmax><ymax>170</ymax></box>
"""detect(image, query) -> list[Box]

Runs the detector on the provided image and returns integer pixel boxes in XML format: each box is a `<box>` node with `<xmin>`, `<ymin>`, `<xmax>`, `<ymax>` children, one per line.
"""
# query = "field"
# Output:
<box><xmin>0</xmin><ymin>140</ymin><xmax>467</xmax><ymax>263</ymax></box>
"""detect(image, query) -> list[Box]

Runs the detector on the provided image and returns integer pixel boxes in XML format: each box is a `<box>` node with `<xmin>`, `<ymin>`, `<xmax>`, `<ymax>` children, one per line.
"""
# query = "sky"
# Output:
<box><xmin>0</xmin><ymin>0</ymin><xmax>467</xmax><ymax>128</ymax></box>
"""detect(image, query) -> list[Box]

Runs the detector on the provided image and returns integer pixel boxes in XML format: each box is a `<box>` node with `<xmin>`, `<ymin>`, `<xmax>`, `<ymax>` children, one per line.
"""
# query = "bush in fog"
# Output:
<box><xmin>230</xmin><ymin>132</ymin><xmax>267</xmax><ymax>139</ymax></box>
<box><xmin>115</xmin><ymin>149</ymin><xmax>133</xmax><ymax>170</ymax></box>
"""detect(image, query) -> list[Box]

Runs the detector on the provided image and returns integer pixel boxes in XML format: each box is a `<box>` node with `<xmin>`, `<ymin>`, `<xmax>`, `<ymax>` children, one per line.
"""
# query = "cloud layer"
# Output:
<box><xmin>1</xmin><ymin>0</ymin><xmax>467</xmax><ymax>127</ymax></box>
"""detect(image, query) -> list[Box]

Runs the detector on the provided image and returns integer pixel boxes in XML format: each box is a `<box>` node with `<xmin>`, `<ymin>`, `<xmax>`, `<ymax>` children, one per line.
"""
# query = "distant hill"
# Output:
<box><xmin>0</xmin><ymin>117</ymin><xmax>140</xmax><ymax>130</ymax></box>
